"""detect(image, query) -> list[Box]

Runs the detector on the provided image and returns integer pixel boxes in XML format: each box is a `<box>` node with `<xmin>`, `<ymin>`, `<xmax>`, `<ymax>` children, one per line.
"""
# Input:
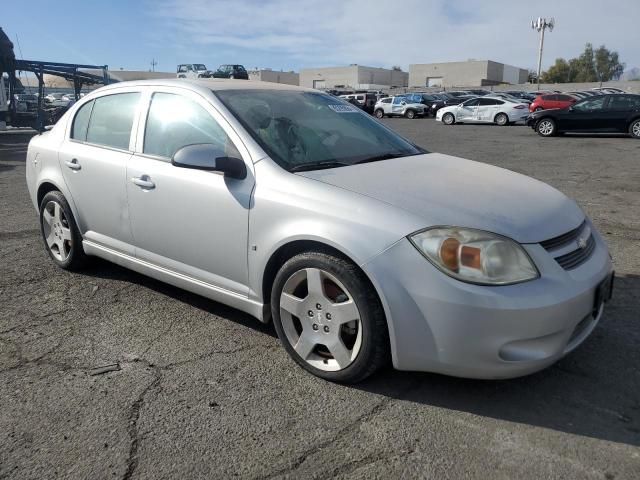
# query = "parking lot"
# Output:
<box><xmin>1</xmin><ymin>120</ymin><xmax>639</xmax><ymax>479</ymax></box>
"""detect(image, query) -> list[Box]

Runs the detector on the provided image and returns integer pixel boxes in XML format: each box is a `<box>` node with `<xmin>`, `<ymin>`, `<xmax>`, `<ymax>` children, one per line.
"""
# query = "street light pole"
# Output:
<box><xmin>531</xmin><ymin>17</ymin><xmax>555</xmax><ymax>90</ymax></box>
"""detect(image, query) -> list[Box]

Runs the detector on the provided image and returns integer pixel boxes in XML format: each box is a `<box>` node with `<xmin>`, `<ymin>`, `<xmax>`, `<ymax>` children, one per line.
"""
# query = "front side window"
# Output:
<box><xmin>86</xmin><ymin>93</ymin><xmax>141</xmax><ymax>150</ymax></box>
<box><xmin>71</xmin><ymin>100</ymin><xmax>94</xmax><ymax>141</ymax></box>
<box><xmin>462</xmin><ymin>98</ymin><xmax>480</xmax><ymax>107</ymax></box>
<box><xmin>381</xmin><ymin>98</ymin><xmax>392</xmax><ymax>104</ymax></box>
<box><xmin>143</xmin><ymin>92</ymin><xmax>240</xmax><ymax>159</ymax></box>
<box><xmin>215</xmin><ymin>89</ymin><xmax>423</xmax><ymax>171</ymax></box>
<box><xmin>392</xmin><ymin>97</ymin><xmax>404</xmax><ymax>105</ymax></box>
<box><xmin>573</xmin><ymin>96</ymin><xmax>606</xmax><ymax>112</ymax></box>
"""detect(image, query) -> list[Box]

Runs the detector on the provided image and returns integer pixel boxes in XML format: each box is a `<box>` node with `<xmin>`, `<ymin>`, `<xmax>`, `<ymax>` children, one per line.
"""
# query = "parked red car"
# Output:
<box><xmin>529</xmin><ymin>94</ymin><xmax>577</xmax><ymax>112</ymax></box>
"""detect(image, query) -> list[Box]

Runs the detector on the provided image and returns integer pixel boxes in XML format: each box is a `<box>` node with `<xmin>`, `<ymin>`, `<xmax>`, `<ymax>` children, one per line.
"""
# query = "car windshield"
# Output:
<box><xmin>215</xmin><ymin>89</ymin><xmax>424</xmax><ymax>172</ymax></box>
<box><xmin>194</xmin><ymin>64</ymin><xmax>207</xmax><ymax>70</ymax></box>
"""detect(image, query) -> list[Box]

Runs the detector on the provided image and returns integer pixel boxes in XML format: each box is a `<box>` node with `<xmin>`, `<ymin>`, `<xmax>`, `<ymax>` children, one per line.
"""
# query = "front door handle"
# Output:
<box><xmin>65</xmin><ymin>158</ymin><xmax>81</xmax><ymax>170</ymax></box>
<box><xmin>132</xmin><ymin>175</ymin><xmax>155</xmax><ymax>189</ymax></box>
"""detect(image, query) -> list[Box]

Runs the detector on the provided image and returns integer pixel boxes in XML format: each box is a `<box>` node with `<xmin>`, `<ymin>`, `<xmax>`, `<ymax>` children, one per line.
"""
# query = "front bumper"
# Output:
<box><xmin>362</xmin><ymin>227</ymin><xmax>613</xmax><ymax>379</ymax></box>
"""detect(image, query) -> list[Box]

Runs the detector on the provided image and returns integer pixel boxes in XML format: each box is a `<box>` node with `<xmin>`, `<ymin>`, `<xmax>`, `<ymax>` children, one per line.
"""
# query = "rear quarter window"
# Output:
<box><xmin>70</xmin><ymin>100</ymin><xmax>94</xmax><ymax>141</ymax></box>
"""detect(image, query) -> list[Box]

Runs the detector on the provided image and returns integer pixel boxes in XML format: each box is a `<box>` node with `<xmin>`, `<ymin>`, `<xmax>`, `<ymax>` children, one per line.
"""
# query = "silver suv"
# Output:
<box><xmin>374</xmin><ymin>96</ymin><xmax>426</xmax><ymax>119</ymax></box>
<box><xmin>176</xmin><ymin>64</ymin><xmax>213</xmax><ymax>79</ymax></box>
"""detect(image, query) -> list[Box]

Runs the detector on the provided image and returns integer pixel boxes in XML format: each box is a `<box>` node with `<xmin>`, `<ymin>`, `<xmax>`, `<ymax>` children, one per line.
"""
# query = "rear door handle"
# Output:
<box><xmin>132</xmin><ymin>175</ymin><xmax>155</xmax><ymax>189</ymax></box>
<box><xmin>65</xmin><ymin>158</ymin><xmax>81</xmax><ymax>170</ymax></box>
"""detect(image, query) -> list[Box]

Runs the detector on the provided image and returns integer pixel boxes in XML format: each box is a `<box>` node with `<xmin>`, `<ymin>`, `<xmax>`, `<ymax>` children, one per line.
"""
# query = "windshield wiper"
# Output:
<box><xmin>354</xmin><ymin>152</ymin><xmax>418</xmax><ymax>165</ymax></box>
<box><xmin>289</xmin><ymin>160</ymin><xmax>349</xmax><ymax>172</ymax></box>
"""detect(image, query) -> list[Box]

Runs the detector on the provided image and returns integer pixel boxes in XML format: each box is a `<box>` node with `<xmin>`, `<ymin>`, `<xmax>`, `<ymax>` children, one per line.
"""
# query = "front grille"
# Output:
<box><xmin>540</xmin><ymin>221</ymin><xmax>595</xmax><ymax>270</ymax></box>
<box><xmin>540</xmin><ymin>221</ymin><xmax>586</xmax><ymax>251</ymax></box>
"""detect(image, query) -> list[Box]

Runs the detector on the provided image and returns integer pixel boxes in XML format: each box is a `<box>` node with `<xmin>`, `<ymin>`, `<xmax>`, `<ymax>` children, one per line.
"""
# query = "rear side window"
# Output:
<box><xmin>86</xmin><ymin>93</ymin><xmax>141</xmax><ymax>150</ymax></box>
<box><xmin>479</xmin><ymin>98</ymin><xmax>497</xmax><ymax>106</ymax></box>
<box><xmin>381</xmin><ymin>98</ymin><xmax>392</xmax><ymax>103</ymax></box>
<box><xmin>71</xmin><ymin>100</ymin><xmax>94</xmax><ymax>141</ymax></box>
<box><xmin>543</xmin><ymin>95</ymin><xmax>556</xmax><ymax>101</ymax></box>
<box><xmin>608</xmin><ymin>95</ymin><xmax>640</xmax><ymax>110</ymax></box>
<box><xmin>556</xmin><ymin>95</ymin><xmax>572</xmax><ymax>101</ymax></box>
<box><xmin>143</xmin><ymin>92</ymin><xmax>240</xmax><ymax>159</ymax></box>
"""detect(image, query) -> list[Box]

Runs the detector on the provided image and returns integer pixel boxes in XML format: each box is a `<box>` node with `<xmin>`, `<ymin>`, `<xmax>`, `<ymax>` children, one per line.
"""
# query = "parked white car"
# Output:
<box><xmin>436</xmin><ymin>97</ymin><xmax>530</xmax><ymax>126</ymax></box>
<box><xmin>374</xmin><ymin>96</ymin><xmax>426</xmax><ymax>119</ymax></box>
<box><xmin>176</xmin><ymin>64</ymin><xmax>213</xmax><ymax>79</ymax></box>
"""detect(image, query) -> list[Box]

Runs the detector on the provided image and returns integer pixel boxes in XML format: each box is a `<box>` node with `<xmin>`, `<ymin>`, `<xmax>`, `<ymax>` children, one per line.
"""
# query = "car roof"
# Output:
<box><xmin>91</xmin><ymin>78</ymin><xmax>315</xmax><ymax>94</ymax></box>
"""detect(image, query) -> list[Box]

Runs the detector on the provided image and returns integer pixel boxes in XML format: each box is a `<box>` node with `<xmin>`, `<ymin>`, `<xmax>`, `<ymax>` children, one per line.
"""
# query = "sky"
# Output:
<box><xmin>2</xmin><ymin>0</ymin><xmax>638</xmax><ymax>74</ymax></box>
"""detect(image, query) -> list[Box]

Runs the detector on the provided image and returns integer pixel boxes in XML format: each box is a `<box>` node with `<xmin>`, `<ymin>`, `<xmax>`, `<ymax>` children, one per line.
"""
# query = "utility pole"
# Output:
<box><xmin>531</xmin><ymin>17</ymin><xmax>555</xmax><ymax>90</ymax></box>
<box><xmin>150</xmin><ymin>58</ymin><xmax>157</xmax><ymax>72</ymax></box>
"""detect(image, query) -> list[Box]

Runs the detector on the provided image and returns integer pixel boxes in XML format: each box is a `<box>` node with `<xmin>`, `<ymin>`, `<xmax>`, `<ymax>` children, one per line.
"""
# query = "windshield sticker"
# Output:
<box><xmin>328</xmin><ymin>104</ymin><xmax>359</xmax><ymax>113</ymax></box>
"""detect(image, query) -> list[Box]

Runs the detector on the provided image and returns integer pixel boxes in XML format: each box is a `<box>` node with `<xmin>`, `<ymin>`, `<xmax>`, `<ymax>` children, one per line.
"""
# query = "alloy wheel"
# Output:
<box><xmin>632</xmin><ymin>121</ymin><xmax>640</xmax><ymax>138</ymax></box>
<box><xmin>42</xmin><ymin>200</ymin><xmax>72</xmax><ymax>261</ymax></box>
<box><xmin>279</xmin><ymin>268</ymin><xmax>362</xmax><ymax>372</ymax></box>
<box><xmin>443</xmin><ymin>113</ymin><xmax>454</xmax><ymax>125</ymax></box>
<box><xmin>538</xmin><ymin>120</ymin><xmax>554</xmax><ymax>136</ymax></box>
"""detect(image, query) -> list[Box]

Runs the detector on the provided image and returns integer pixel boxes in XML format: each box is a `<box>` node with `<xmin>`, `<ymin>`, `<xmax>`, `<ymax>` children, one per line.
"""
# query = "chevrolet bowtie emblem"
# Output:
<box><xmin>577</xmin><ymin>237</ymin><xmax>588</xmax><ymax>249</ymax></box>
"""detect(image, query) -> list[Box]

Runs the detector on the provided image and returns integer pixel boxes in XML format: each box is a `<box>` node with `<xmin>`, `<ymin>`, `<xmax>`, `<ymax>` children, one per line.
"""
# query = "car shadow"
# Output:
<box><xmin>79</xmin><ymin>259</ymin><xmax>639</xmax><ymax>447</ymax></box>
<box><xmin>77</xmin><ymin>257</ymin><xmax>276</xmax><ymax>338</ymax></box>
<box><xmin>351</xmin><ymin>272</ymin><xmax>640</xmax><ymax>448</ymax></box>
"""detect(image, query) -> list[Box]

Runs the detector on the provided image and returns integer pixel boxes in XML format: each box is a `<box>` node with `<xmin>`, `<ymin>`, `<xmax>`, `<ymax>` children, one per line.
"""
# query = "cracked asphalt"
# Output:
<box><xmin>1</xmin><ymin>121</ymin><xmax>639</xmax><ymax>480</ymax></box>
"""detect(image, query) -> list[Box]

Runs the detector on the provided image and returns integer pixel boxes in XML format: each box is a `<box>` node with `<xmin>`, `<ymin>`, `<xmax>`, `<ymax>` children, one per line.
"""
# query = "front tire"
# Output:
<box><xmin>629</xmin><ymin>119</ymin><xmax>640</xmax><ymax>139</ymax></box>
<box><xmin>271</xmin><ymin>251</ymin><xmax>389</xmax><ymax>383</ymax></box>
<box><xmin>536</xmin><ymin>118</ymin><xmax>557</xmax><ymax>137</ymax></box>
<box><xmin>375</xmin><ymin>109</ymin><xmax>384</xmax><ymax>119</ymax></box>
<box><xmin>495</xmin><ymin>113</ymin><xmax>509</xmax><ymax>126</ymax></box>
<box><xmin>39</xmin><ymin>191</ymin><xmax>89</xmax><ymax>270</ymax></box>
<box><xmin>405</xmin><ymin>109</ymin><xmax>416</xmax><ymax>119</ymax></box>
<box><xmin>442</xmin><ymin>112</ymin><xmax>455</xmax><ymax>125</ymax></box>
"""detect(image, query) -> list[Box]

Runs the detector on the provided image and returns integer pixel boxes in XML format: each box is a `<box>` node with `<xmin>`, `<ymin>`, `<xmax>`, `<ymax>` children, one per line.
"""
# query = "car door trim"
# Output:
<box><xmin>82</xmin><ymin>240</ymin><xmax>266</xmax><ymax>321</ymax></box>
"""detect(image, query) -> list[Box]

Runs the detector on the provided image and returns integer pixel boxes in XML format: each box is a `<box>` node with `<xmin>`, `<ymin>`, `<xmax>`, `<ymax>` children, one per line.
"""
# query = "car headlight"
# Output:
<box><xmin>409</xmin><ymin>227</ymin><xmax>539</xmax><ymax>285</ymax></box>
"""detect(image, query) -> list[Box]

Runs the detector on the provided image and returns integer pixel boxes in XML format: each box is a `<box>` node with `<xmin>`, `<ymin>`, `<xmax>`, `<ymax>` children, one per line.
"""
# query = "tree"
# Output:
<box><xmin>540</xmin><ymin>43</ymin><xmax>624</xmax><ymax>83</ymax></box>
<box><xmin>594</xmin><ymin>45</ymin><xmax>625</xmax><ymax>81</ymax></box>
<box><xmin>541</xmin><ymin>58</ymin><xmax>571</xmax><ymax>83</ymax></box>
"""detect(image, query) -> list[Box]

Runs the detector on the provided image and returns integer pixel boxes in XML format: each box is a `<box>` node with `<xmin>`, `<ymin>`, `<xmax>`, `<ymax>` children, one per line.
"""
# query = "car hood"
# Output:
<box><xmin>298</xmin><ymin>153</ymin><xmax>584</xmax><ymax>243</ymax></box>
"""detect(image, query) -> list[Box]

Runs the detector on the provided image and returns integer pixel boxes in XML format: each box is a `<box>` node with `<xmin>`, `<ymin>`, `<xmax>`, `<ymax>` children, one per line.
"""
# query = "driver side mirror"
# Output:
<box><xmin>172</xmin><ymin>144</ymin><xmax>247</xmax><ymax>179</ymax></box>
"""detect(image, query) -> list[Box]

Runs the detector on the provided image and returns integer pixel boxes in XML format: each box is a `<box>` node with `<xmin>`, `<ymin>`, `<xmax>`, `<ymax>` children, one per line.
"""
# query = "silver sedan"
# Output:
<box><xmin>25</xmin><ymin>79</ymin><xmax>613</xmax><ymax>383</ymax></box>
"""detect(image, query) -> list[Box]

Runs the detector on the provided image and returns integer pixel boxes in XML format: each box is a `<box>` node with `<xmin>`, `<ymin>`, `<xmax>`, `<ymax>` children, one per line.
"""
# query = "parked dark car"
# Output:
<box><xmin>398</xmin><ymin>93</ymin><xmax>444</xmax><ymax>116</ymax></box>
<box><xmin>527</xmin><ymin>94</ymin><xmax>640</xmax><ymax>138</ymax></box>
<box><xmin>503</xmin><ymin>90</ymin><xmax>537</xmax><ymax>102</ymax></box>
<box><xmin>212</xmin><ymin>64</ymin><xmax>249</xmax><ymax>80</ymax></box>
<box><xmin>466</xmin><ymin>89</ymin><xmax>491</xmax><ymax>96</ymax></box>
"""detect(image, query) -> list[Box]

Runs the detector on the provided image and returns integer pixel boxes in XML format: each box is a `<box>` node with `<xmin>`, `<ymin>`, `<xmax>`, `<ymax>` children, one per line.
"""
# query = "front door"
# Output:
<box><xmin>126</xmin><ymin>89</ymin><xmax>254</xmax><ymax>295</ymax></box>
<box><xmin>563</xmin><ymin>96</ymin><xmax>607</xmax><ymax>131</ymax></box>
<box><xmin>59</xmin><ymin>91</ymin><xmax>142</xmax><ymax>254</ymax></box>
<box><xmin>457</xmin><ymin>98</ymin><xmax>480</xmax><ymax>122</ymax></box>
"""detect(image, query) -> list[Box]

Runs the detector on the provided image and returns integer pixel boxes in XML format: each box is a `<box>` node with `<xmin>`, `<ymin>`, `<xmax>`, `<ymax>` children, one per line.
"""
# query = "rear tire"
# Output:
<box><xmin>536</xmin><ymin>118</ymin><xmax>557</xmax><ymax>137</ymax></box>
<box><xmin>375</xmin><ymin>109</ymin><xmax>384</xmax><ymax>119</ymax></box>
<box><xmin>629</xmin><ymin>119</ymin><xmax>640</xmax><ymax>139</ymax></box>
<box><xmin>271</xmin><ymin>250</ymin><xmax>389</xmax><ymax>383</ymax></box>
<box><xmin>442</xmin><ymin>112</ymin><xmax>455</xmax><ymax>125</ymax></box>
<box><xmin>39</xmin><ymin>191</ymin><xmax>89</xmax><ymax>271</ymax></box>
<box><xmin>495</xmin><ymin>113</ymin><xmax>509</xmax><ymax>126</ymax></box>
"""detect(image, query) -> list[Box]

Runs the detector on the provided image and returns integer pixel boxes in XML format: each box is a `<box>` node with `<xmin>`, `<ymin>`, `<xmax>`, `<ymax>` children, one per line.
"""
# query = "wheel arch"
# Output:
<box><xmin>261</xmin><ymin>239</ymin><xmax>389</xmax><ymax>328</ymax></box>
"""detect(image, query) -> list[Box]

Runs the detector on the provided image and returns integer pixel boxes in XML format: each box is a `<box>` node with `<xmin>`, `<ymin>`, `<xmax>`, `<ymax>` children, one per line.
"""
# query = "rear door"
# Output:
<box><xmin>59</xmin><ymin>90</ymin><xmax>142</xmax><ymax>254</ymax></box>
<box><xmin>477</xmin><ymin>98</ymin><xmax>499</xmax><ymax>122</ymax></box>
<box><xmin>603</xmin><ymin>95</ymin><xmax>637</xmax><ymax>132</ymax></box>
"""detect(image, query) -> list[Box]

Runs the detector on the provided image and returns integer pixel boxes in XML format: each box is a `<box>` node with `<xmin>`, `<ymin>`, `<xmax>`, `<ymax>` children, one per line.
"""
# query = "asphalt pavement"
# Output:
<box><xmin>1</xmin><ymin>122</ymin><xmax>639</xmax><ymax>480</ymax></box>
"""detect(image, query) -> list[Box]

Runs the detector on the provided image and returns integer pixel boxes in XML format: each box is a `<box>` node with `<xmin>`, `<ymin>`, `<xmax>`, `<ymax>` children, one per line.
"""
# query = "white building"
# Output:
<box><xmin>248</xmin><ymin>69</ymin><xmax>299</xmax><ymax>86</ymax></box>
<box><xmin>300</xmin><ymin>65</ymin><xmax>408</xmax><ymax>90</ymax></box>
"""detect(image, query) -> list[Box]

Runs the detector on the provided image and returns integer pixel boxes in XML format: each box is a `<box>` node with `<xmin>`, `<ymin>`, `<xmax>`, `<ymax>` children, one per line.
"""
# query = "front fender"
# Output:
<box><xmin>247</xmin><ymin>160</ymin><xmax>425</xmax><ymax>304</ymax></box>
